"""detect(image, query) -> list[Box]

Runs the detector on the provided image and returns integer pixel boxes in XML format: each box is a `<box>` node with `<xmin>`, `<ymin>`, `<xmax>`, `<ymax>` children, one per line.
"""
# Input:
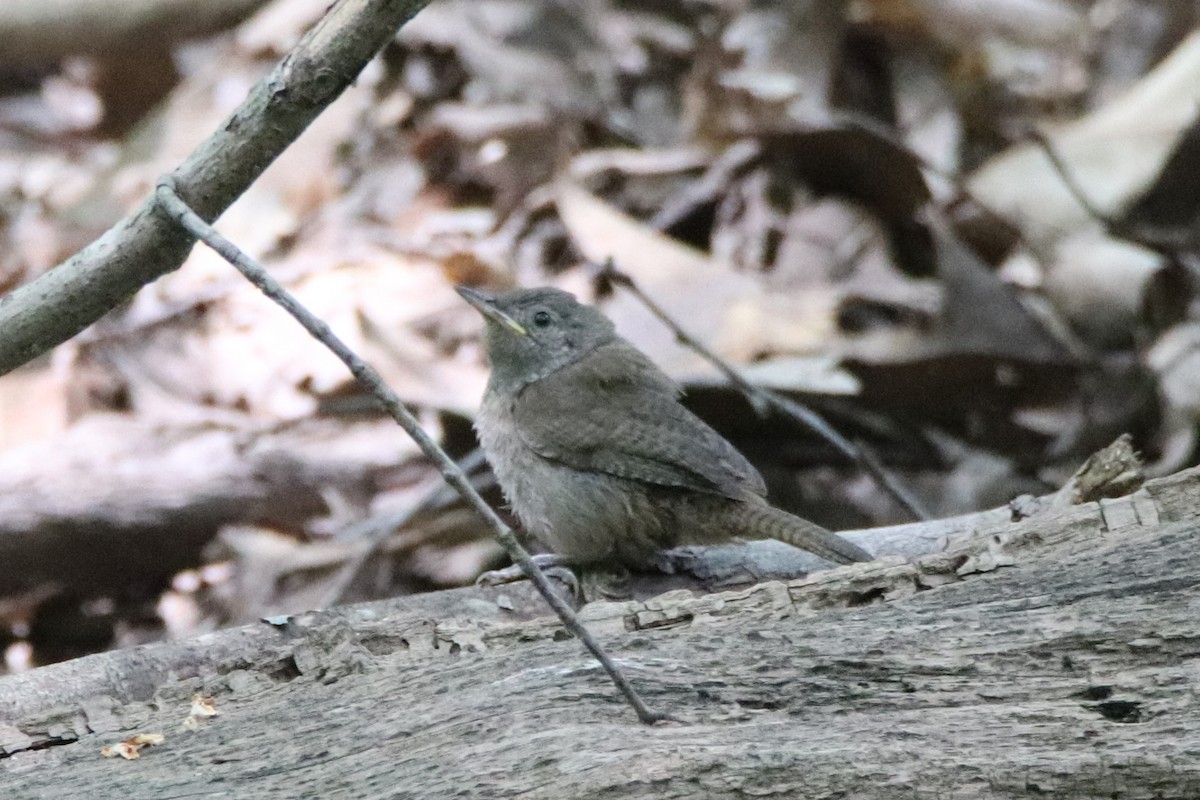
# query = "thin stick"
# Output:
<box><xmin>1028</xmin><ymin>130</ymin><xmax>1120</xmax><ymax>233</ymax></box>
<box><xmin>1029</xmin><ymin>129</ymin><xmax>1196</xmax><ymax>259</ymax></box>
<box><xmin>154</xmin><ymin>178</ymin><xmax>667</xmax><ymax>725</ymax></box>
<box><xmin>596</xmin><ymin>260</ymin><xmax>930</xmax><ymax>521</ymax></box>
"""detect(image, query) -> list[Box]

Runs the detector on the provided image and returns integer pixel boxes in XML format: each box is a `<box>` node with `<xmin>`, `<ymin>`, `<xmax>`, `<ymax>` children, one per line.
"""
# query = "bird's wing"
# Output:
<box><xmin>513</xmin><ymin>342</ymin><xmax>767</xmax><ymax>500</ymax></box>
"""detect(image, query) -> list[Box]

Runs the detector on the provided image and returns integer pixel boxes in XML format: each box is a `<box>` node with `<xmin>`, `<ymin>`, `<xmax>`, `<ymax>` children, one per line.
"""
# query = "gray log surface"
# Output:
<box><xmin>1</xmin><ymin>468</ymin><xmax>1197</xmax><ymax>799</ymax></box>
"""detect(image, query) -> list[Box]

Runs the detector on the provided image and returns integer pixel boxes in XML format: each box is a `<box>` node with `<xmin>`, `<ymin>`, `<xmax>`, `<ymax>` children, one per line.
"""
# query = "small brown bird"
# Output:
<box><xmin>458</xmin><ymin>285</ymin><xmax>871</xmax><ymax>569</ymax></box>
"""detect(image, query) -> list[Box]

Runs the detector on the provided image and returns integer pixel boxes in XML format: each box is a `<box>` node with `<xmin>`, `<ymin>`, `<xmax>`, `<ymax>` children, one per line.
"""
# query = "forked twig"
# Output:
<box><xmin>154</xmin><ymin>178</ymin><xmax>667</xmax><ymax>725</ymax></box>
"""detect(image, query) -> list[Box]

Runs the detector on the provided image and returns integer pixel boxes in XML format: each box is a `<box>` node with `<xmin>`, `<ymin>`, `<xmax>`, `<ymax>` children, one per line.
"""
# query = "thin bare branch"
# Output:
<box><xmin>0</xmin><ymin>0</ymin><xmax>434</xmax><ymax>376</ymax></box>
<box><xmin>1030</xmin><ymin>128</ymin><xmax>1199</xmax><ymax>260</ymax></box>
<box><xmin>153</xmin><ymin>179</ymin><xmax>668</xmax><ymax>725</ymax></box>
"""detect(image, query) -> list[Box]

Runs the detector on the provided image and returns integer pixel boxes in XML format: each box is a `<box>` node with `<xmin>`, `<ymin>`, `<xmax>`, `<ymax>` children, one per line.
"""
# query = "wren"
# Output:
<box><xmin>458</xmin><ymin>285</ymin><xmax>872</xmax><ymax>570</ymax></box>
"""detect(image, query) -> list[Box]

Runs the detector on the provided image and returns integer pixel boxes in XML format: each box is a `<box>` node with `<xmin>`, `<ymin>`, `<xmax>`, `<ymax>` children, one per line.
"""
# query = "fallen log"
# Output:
<box><xmin>1</xmin><ymin>468</ymin><xmax>1197</xmax><ymax>798</ymax></box>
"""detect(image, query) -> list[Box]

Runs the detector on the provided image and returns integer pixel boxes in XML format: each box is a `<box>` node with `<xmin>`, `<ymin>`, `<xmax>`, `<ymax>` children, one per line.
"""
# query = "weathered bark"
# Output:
<box><xmin>1</xmin><ymin>467</ymin><xmax>1197</xmax><ymax>798</ymax></box>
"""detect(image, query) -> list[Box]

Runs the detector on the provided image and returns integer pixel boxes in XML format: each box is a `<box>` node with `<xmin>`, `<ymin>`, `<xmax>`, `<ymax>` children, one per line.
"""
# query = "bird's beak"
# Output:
<box><xmin>455</xmin><ymin>286</ymin><xmax>528</xmax><ymax>336</ymax></box>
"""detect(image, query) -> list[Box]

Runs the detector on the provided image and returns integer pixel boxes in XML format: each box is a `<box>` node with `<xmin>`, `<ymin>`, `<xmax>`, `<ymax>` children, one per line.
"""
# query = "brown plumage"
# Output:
<box><xmin>459</xmin><ymin>285</ymin><xmax>872</xmax><ymax>568</ymax></box>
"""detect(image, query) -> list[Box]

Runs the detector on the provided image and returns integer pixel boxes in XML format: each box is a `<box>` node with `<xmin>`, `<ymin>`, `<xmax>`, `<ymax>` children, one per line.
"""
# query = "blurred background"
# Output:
<box><xmin>0</xmin><ymin>0</ymin><xmax>1197</xmax><ymax>673</ymax></box>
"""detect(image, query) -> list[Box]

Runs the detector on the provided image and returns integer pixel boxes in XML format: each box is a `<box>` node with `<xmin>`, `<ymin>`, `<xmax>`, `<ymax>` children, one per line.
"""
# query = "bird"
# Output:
<box><xmin>457</xmin><ymin>285</ymin><xmax>872</xmax><ymax>572</ymax></box>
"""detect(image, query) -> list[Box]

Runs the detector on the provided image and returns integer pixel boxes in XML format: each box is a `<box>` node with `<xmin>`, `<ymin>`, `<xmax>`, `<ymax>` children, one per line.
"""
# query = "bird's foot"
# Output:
<box><xmin>476</xmin><ymin>554</ymin><xmax>579</xmax><ymax>598</ymax></box>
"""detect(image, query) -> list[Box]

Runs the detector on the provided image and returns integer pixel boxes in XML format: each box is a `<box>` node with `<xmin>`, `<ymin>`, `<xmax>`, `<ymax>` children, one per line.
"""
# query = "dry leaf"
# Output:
<box><xmin>969</xmin><ymin>31</ymin><xmax>1200</xmax><ymax>245</ymax></box>
<box><xmin>190</xmin><ymin>695</ymin><xmax>219</xmax><ymax>718</ymax></box>
<box><xmin>555</xmin><ymin>181</ymin><xmax>841</xmax><ymax>377</ymax></box>
<box><xmin>100</xmin><ymin>732</ymin><xmax>165</xmax><ymax>760</ymax></box>
<box><xmin>181</xmin><ymin>694</ymin><xmax>220</xmax><ymax>731</ymax></box>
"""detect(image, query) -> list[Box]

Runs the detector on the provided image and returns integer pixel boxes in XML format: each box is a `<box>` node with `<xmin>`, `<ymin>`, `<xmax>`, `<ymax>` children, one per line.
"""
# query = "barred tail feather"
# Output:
<box><xmin>736</xmin><ymin>504</ymin><xmax>871</xmax><ymax>565</ymax></box>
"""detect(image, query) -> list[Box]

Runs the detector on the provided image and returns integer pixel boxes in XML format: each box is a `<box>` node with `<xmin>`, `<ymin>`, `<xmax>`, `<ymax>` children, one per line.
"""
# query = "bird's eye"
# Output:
<box><xmin>532</xmin><ymin>310</ymin><xmax>552</xmax><ymax>328</ymax></box>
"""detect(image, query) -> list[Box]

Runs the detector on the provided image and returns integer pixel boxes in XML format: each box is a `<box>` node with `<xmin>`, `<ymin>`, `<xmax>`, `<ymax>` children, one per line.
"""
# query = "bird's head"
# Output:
<box><xmin>457</xmin><ymin>285</ymin><xmax>617</xmax><ymax>393</ymax></box>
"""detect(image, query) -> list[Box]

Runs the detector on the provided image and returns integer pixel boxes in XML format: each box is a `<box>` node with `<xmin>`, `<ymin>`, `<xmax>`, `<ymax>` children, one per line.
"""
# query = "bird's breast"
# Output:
<box><xmin>474</xmin><ymin>389</ymin><xmax>667</xmax><ymax>565</ymax></box>
<box><xmin>476</xmin><ymin>390</ymin><xmax>555</xmax><ymax>532</ymax></box>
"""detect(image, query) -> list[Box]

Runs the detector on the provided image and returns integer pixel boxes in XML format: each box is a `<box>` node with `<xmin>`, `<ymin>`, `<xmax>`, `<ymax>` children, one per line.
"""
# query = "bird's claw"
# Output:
<box><xmin>476</xmin><ymin>554</ymin><xmax>576</xmax><ymax>591</ymax></box>
<box><xmin>476</xmin><ymin>564</ymin><xmax>524</xmax><ymax>587</ymax></box>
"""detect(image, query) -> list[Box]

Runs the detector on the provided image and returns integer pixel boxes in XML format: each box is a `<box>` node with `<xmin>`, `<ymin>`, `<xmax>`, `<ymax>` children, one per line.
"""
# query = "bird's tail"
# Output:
<box><xmin>735</xmin><ymin>503</ymin><xmax>872</xmax><ymax>565</ymax></box>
